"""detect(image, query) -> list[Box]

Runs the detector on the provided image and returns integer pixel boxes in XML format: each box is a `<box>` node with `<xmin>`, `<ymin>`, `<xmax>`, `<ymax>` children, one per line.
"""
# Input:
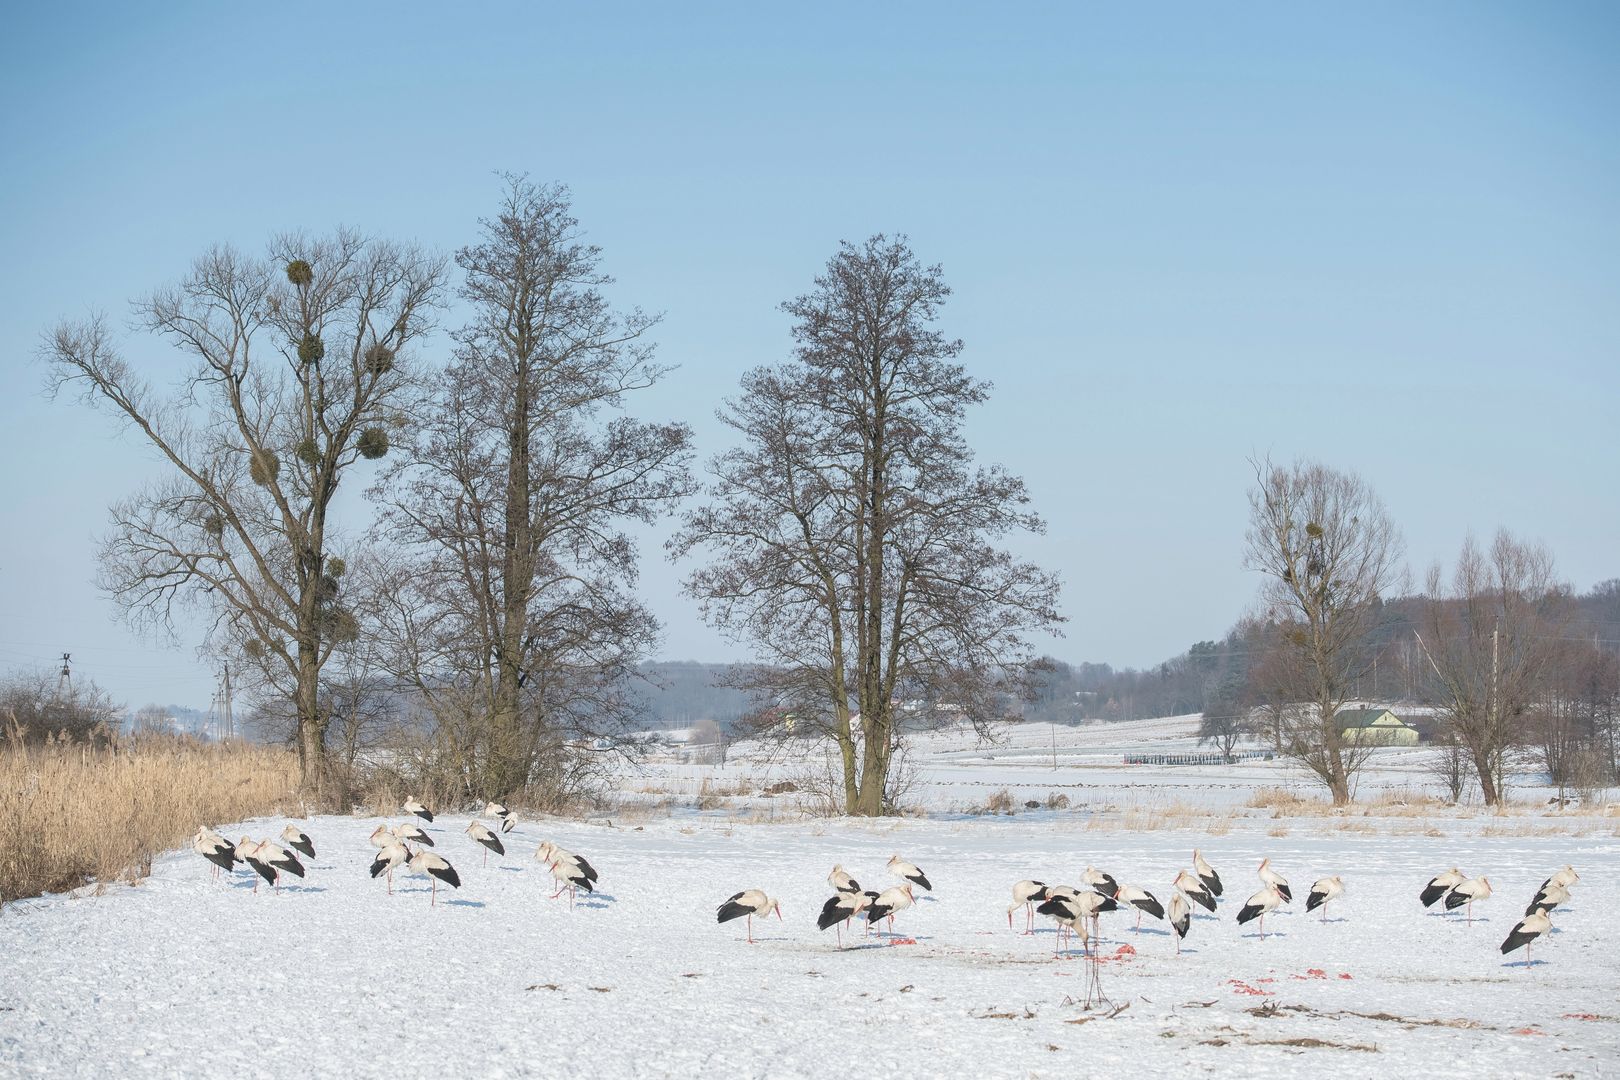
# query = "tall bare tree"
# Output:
<box><xmin>1244</xmin><ymin>458</ymin><xmax>1402</xmax><ymax>804</ymax></box>
<box><xmin>1415</xmin><ymin>530</ymin><xmax>1569</xmax><ymax>806</ymax></box>
<box><xmin>44</xmin><ymin>234</ymin><xmax>444</xmax><ymax>793</ymax></box>
<box><xmin>374</xmin><ymin>177</ymin><xmax>693</xmax><ymax>802</ymax></box>
<box><xmin>674</xmin><ymin>236</ymin><xmax>1064</xmax><ymax>816</ymax></box>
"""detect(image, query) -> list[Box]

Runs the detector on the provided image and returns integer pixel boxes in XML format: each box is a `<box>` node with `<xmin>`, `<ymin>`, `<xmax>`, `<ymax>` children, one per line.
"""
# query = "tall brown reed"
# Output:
<box><xmin>0</xmin><ymin>731</ymin><xmax>299</xmax><ymax>903</ymax></box>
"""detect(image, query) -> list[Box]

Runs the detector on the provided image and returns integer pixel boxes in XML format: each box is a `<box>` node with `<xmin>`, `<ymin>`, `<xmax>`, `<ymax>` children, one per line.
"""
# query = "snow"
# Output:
<box><xmin>4</xmin><ymin>716</ymin><xmax>1615</xmax><ymax>1076</ymax></box>
<box><xmin>3</xmin><ymin>806</ymin><xmax>1616</xmax><ymax>1078</ymax></box>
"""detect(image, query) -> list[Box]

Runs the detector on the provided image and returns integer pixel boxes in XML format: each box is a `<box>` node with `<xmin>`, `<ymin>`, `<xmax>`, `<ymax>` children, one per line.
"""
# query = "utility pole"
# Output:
<box><xmin>57</xmin><ymin>652</ymin><xmax>72</xmax><ymax>695</ymax></box>
<box><xmin>222</xmin><ymin>662</ymin><xmax>234</xmax><ymax>741</ymax></box>
<box><xmin>1051</xmin><ymin>721</ymin><xmax>1057</xmax><ymax>772</ymax></box>
<box><xmin>1490</xmin><ymin>618</ymin><xmax>1500</xmax><ymax>793</ymax></box>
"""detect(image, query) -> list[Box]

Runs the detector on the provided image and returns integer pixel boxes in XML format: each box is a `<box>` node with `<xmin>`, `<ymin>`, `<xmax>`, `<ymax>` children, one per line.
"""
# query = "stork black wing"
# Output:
<box><xmin>717</xmin><ymin>900</ymin><xmax>752</xmax><ymax>924</ymax></box>
<box><xmin>1500</xmin><ymin>920</ymin><xmax>1539</xmax><ymax>955</ymax></box>
<box><xmin>817</xmin><ymin>895</ymin><xmax>852</xmax><ymax>931</ymax></box>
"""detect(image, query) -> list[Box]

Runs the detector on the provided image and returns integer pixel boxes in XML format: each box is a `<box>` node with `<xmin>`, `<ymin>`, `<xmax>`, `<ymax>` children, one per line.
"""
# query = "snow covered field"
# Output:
<box><xmin>2</xmin><ymin>808</ymin><xmax>1616</xmax><ymax>1078</ymax></box>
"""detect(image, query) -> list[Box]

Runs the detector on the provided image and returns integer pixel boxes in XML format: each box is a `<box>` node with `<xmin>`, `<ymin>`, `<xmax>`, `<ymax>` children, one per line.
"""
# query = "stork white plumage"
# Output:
<box><xmin>1305</xmin><ymin>875</ymin><xmax>1344</xmax><ymax>920</ymax></box>
<box><xmin>887</xmin><ymin>855</ymin><xmax>932</xmax><ymax>891</ymax></box>
<box><xmin>1193</xmin><ymin>849</ymin><xmax>1222</xmax><ymax>898</ymax></box>
<box><xmin>403</xmin><ymin>797</ymin><xmax>434</xmax><ymax>823</ymax></box>
<box><xmin>368</xmin><ymin>824</ymin><xmax>394</xmax><ymax>849</ymax></box>
<box><xmin>1420</xmin><ymin>868</ymin><xmax>1466</xmax><ymax>908</ymax></box>
<box><xmin>717</xmin><ymin>889</ymin><xmax>781</xmax><ymax>943</ymax></box>
<box><xmin>280</xmin><ymin>824</ymin><xmax>315</xmax><ymax>860</ymax></box>
<box><xmin>465</xmin><ymin>821</ymin><xmax>504</xmax><ymax>866</ymax></box>
<box><xmin>406</xmin><ymin>849</ymin><xmax>460</xmax><ymax>906</ymax></box>
<box><xmin>865</xmin><ymin>884</ymin><xmax>915</xmax><ymax>942</ymax></box>
<box><xmin>1236</xmin><ymin>885</ymin><xmax>1285</xmax><ymax>939</ymax></box>
<box><xmin>1445</xmin><ymin>876</ymin><xmax>1492</xmax><ymax>925</ymax></box>
<box><xmin>483</xmin><ymin>801</ymin><xmax>510</xmax><ymax>820</ymax></box>
<box><xmin>236</xmin><ymin>838</ymin><xmax>274</xmax><ymax>894</ymax></box>
<box><xmin>535</xmin><ymin>842</ymin><xmax>599</xmax><ymax>891</ymax></box>
<box><xmin>369</xmin><ymin>839</ymin><xmax>409</xmax><ymax>894</ymax></box>
<box><xmin>1173</xmin><ymin>869</ymin><xmax>1216</xmax><ymax>913</ymax></box>
<box><xmin>1167</xmin><ymin>891</ymin><xmax>1192</xmax><ymax>953</ymax></box>
<box><xmin>1008</xmin><ymin>880</ymin><xmax>1049</xmax><ymax>933</ymax></box>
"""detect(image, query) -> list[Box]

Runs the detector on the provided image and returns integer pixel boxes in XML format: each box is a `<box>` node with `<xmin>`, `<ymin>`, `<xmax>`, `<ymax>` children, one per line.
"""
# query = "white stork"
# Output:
<box><xmin>828</xmin><ymin>864</ymin><xmax>862</xmax><ymax>895</ymax></box>
<box><xmin>392</xmin><ymin>822</ymin><xmax>434</xmax><ymax>847</ymax></box>
<box><xmin>370</xmin><ymin>839</ymin><xmax>410</xmax><ymax>894</ymax></box>
<box><xmin>1444</xmin><ymin>876</ymin><xmax>1492</xmax><ymax>924</ymax></box>
<box><xmin>1008</xmin><ymin>880</ymin><xmax>1049</xmax><ymax>933</ymax></box>
<box><xmin>193</xmin><ymin>828</ymin><xmax>238</xmax><ymax>880</ymax></box>
<box><xmin>1236</xmin><ymin>885</ymin><xmax>1285</xmax><ymax>939</ymax></box>
<box><xmin>368</xmin><ymin>824</ymin><xmax>394</xmax><ymax>849</ymax></box>
<box><xmin>1543</xmin><ymin>865</ymin><xmax>1579</xmax><ymax>891</ymax></box>
<box><xmin>1305</xmin><ymin>875</ymin><xmax>1344</xmax><ymax>920</ymax></box>
<box><xmin>818</xmin><ymin>890</ymin><xmax>876</xmax><ymax>947</ymax></box>
<box><xmin>1258</xmin><ymin>858</ymin><xmax>1292</xmax><ymax>902</ymax></box>
<box><xmin>403</xmin><ymin>797</ymin><xmax>434</xmax><ymax>823</ymax></box>
<box><xmin>1193</xmin><ymin>849</ymin><xmax>1222</xmax><ymax>898</ymax></box>
<box><xmin>887</xmin><ymin>855</ymin><xmax>932</xmax><ymax>891</ymax></box>
<box><xmin>1173</xmin><ymin>869</ymin><xmax>1216</xmax><ymax>913</ymax></box>
<box><xmin>465</xmin><ymin>821</ymin><xmax>504</xmax><ymax>866</ymax></box>
<box><xmin>865</xmin><ymin>883</ymin><xmax>915</xmax><ymax>941</ymax></box>
<box><xmin>1501</xmin><ymin>910</ymin><xmax>1552</xmax><ymax>965</ymax></box>
<box><xmin>483</xmin><ymin>801</ymin><xmax>510</xmax><ymax>820</ymax></box>
<box><xmin>280</xmin><ymin>825</ymin><xmax>315</xmax><ymax>861</ymax></box>
<box><xmin>407</xmin><ymin>849</ymin><xmax>460</xmax><ymax>906</ymax></box>
<box><xmin>1112</xmin><ymin>883</ymin><xmax>1165</xmax><ymax>930</ymax></box>
<box><xmin>717</xmin><ymin>889</ymin><xmax>781</xmax><ymax>943</ymax></box>
<box><xmin>238</xmin><ymin>838</ymin><xmax>304</xmax><ymax>895</ymax></box>
<box><xmin>1167</xmin><ymin>891</ymin><xmax>1192</xmax><ymax>953</ymax></box>
<box><xmin>1526</xmin><ymin>882</ymin><xmax>1569</xmax><ymax>916</ymax></box>
<box><xmin>1421</xmin><ymin>868</ymin><xmax>1466</xmax><ymax>908</ymax></box>
<box><xmin>1081</xmin><ymin>866</ymin><xmax>1119</xmax><ymax>897</ymax></box>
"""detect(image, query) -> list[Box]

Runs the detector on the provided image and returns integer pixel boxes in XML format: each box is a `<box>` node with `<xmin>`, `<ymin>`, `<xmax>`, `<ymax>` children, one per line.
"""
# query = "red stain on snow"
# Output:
<box><xmin>1337</xmin><ymin>973</ymin><xmax>1353</xmax><ymax>980</ymax></box>
<box><xmin>1562</xmin><ymin>1014</ymin><xmax>1603</xmax><ymax>1022</ymax></box>
<box><xmin>1512</xmin><ymin>1027</ymin><xmax>1546</xmax><ymax>1037</ymax></box>
<box><xmin>1225</xmin><ymin>979</ymin><xmax>1275</xmax><ymax>997</ymax></box>
<box><xmin>887</xmin><ymin>937</ymin><xmax>918</xmax><ymax>946</ymax></box>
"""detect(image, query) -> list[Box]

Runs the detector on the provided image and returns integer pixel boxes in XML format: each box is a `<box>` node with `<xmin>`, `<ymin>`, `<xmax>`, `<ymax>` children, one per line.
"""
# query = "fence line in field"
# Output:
<box><xmin>1121</xmin><ymin>751</ymin><xmax>1274</xmax><ymax>766</ymax></box>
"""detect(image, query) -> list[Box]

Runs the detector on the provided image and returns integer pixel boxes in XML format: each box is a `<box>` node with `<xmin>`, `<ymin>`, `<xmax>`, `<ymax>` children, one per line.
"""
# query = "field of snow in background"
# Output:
<box><xmin>3</xmin><ymin>713</ymin><xmax>1616</xmax><ymax>1078</ymax></box>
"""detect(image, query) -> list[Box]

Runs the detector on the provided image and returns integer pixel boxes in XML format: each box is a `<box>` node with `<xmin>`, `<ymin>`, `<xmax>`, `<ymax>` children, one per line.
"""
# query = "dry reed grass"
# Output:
<box><xmin>0</xmin><ymin>733</ymin><xmax>299</xmax><ymax>903</ymax></box>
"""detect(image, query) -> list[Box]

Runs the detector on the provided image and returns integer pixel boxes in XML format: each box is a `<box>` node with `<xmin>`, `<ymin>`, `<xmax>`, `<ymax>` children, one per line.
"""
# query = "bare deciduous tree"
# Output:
<box><xmin>1244</xmin><ymin>458</ymin><xmax>1402</xmax><ymax>804</ymax></box>
<box><xmin>44</xmin><ymin>234</ymin><xmax>445</xmax><ymax>794</ymax></box>
<box><xmin>1415</xmin><ymin>530</ymin><xmax>1569</xmax><ymax>806</ymax></box>
<box><xmin>674</xmin><ymin>236</ymin><xmax>1064</xmax><ymax>816</ymax></box>
<box><xmin>373</xmin><ymin>177</ymin><xmax>694</xmax><ymax>803</ymax></box>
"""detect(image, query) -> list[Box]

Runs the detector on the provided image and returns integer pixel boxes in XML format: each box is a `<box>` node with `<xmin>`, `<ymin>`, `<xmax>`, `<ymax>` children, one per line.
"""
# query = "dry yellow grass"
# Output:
<box><xmin>0</xmin><ymin>733</ymin><xmax>299</xmax><ymax>903</ymax></box>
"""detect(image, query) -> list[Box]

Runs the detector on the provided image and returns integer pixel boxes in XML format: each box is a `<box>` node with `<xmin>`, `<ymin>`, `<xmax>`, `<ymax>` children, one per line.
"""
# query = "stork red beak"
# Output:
<box><xmin>776</xmin><ymin>904</ymin><xmax>783</xmax><ymax>920</ymax></box>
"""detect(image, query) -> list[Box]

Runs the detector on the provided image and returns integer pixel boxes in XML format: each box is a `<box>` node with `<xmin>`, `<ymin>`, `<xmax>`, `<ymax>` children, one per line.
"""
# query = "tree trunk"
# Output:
<box><xmin>296</xmin><ymin>640</ymin><xmax>329</xmax><ymax>797</ymax></box>
<box><xmin>1471</xmin><ymin>742</ymin><xmax>1502</xmax><ymax>806</ymax></box>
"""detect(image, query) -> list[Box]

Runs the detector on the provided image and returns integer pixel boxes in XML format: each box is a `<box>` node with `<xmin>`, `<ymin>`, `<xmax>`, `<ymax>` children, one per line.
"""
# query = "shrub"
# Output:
<box><xmin>285</xmin><ymin>259</ymin><xmax>313</xmax><ymax>286</ymax></box>
<box><xmin>356</xmin><ymin>427</ymin><xmax>389</xmax><ymax>459</ymax></box>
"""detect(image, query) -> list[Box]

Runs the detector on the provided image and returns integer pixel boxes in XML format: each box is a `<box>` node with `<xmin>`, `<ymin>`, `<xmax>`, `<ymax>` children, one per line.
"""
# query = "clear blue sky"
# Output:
<box><xmin>2</xmin><ymin>2</ymin><xmax>1616</xmax><ymax>712</ymax></box>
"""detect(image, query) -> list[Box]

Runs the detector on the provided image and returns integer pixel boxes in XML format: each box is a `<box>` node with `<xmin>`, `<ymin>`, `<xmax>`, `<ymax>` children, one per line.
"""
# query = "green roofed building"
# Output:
<box><xmin>1336</xmin><ymin>708</ymin><xmax>1420</xmax><ymax>747</ymax></box>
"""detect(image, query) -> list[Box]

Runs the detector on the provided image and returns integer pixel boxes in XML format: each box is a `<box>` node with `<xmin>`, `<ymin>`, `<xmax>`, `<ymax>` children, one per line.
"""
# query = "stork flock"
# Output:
<box><xmin>192</xmin><ymin>797</ymin><xmax>600</xmax><ymax>909</ymax></box>
<box><xmin>193</xmin><ymin>802</ymin><xmax>1582</xmax><ymax>968</ymax></box>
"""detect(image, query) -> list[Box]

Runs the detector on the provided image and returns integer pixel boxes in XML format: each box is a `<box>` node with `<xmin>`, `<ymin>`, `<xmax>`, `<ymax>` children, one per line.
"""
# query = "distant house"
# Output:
<box><xmin>1336</xmin><ymin>708</ymin><xmax>1420</xmax><ymax>747</ymax></box>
